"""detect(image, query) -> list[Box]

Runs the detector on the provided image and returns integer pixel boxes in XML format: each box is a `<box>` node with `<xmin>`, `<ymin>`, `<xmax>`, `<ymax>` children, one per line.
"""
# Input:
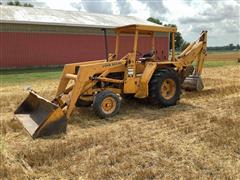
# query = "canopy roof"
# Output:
<box><xmin>116</xmin><ymin>24</ymin><xmax>177</xmax><ymax>34</ymax></box>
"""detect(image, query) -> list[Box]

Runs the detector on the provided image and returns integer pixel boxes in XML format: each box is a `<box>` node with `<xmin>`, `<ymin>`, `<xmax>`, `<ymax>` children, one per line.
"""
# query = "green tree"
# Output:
<box><xmin>147</xmin><ymin>17</ymin><xmax>162</xmax><ymax>25</ymax></box>
<box><xmin>147</xmin><ymin>17</ymin><xmax>186</xmax><ymax>50</ymax></box>
<box><xmin>164</xmin><ymin>24</ymin><xmax>185</xmax><ymax>50</ymax></box>
<box><xmin>23</xmin><ymin>3</ymin><xmax>33</xmax><ymax>7</ymax></box>
<box><xmin>229</xmin><ymin>43</ymin><xmax>234</xmax><ymax>49</ymax></box>
<box><xmin>236</xmin><ymin>44</ymin><xmax>240</xmax><ymax>49</ymax></box>
<box><xmin>7</xmin><ymin>1</ymin><xmax>33</xmax><ymax>7</ymax></box>
<box><xmin>181</xmin><ymin>41</ymin><xmax>190</xmax><ymax>51</ymax></box>
<box><xmin>7</xmin><ymin>1</ymin><xmax>15</xmax><ymax>5</ymax></box>
<box><xmin>14</xmin><ymin>0</ymin><xmax>20</xmax><ymax>6</ymax></box>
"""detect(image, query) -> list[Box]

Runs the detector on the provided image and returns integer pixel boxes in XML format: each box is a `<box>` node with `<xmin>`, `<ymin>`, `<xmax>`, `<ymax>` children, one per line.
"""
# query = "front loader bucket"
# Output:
<box><xmin>14</xmin><ymin>91</ymin><xmax>67</xmax><ymax>139</ymax></box>
<box><xmin>182</xmin><ymin>75</ymin><xmax>204</xmax><ymax>91</ymax></box>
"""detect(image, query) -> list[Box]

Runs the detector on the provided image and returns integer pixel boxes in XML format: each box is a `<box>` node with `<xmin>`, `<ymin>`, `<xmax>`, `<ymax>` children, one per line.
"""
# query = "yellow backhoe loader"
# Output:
<box><xmin>15</xmin><ymin>24</ymin><xmax>207</xmax><ymax>138</ymax></box>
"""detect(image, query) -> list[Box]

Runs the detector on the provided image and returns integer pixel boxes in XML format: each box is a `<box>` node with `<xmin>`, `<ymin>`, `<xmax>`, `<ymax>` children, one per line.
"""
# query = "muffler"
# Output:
<box><xmin>14</xmin><ymin>91</ymin><xmax>67</xmax><ymax>139</ymax></box>
<box><xmin>181</xmin><ymin>74</ymin><xmax>204</xmax><ymax>91</ymax></box>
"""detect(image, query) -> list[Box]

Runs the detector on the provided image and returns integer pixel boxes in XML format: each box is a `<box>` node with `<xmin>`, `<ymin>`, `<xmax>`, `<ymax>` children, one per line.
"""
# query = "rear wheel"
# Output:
<box><xmin>93</xmin><ymin>90</ymin><xmax>121</xmax><ymax>118</ymax></box>
<box><xmin>149</xmin><ymin>68</ymin><xmax>181</xmax><ymax>106</ymax></box>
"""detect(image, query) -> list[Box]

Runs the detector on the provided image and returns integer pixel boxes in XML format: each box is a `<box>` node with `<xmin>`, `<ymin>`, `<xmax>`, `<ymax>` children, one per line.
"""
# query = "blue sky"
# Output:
<box><xmin>2</xmin><ymin>0</ymin><xmax>240</xmax><ymax>46</ymax></box>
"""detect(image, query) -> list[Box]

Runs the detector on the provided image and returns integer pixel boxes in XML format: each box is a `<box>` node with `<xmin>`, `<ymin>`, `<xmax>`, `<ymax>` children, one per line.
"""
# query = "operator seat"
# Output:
<box><xmin>139</xmin><ymin>49</ymin><xmax>157</xmax><ymax>62</ymax></box>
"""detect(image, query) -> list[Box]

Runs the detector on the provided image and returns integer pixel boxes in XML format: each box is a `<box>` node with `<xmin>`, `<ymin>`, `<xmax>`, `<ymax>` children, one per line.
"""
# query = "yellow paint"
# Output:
<box><xmin>135</xmin><ymin>62</ymin><xmax>157</xmax><ymax>98</ymax></box>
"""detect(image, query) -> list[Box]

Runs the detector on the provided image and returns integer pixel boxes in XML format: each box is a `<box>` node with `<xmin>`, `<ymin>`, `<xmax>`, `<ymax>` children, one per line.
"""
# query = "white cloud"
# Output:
<box><xmin>163</xmin><ymin>0</ymin><xmax>195</xmax><ymax>20</ymax></box>
<box><xmin>127</xmin><ymin>0</ymin><xmax>150</xmax><ymax>19</ymax></box>
<box><xmin>38</xmin><ymin>0</ymin><xmax>79</xmax><ymax>11</ymax></box>
<box><xmin>162</xmin><ymin>0</ymin><xmax>240</xmax><ymax>46</ymax></box>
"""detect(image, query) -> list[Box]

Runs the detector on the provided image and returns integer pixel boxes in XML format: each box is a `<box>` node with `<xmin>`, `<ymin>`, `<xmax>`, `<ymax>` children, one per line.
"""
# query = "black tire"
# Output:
<box><xmin>149</xmin><ymin>68</ymin><xmax>181</xmax><ymax>106</ymax></box>
<box><xmin>93</xmin><ymin>90</ymin><xmax>121</xmax><ymax>119</ymax></box>
<box><xmin>121</xmin><ymin>93</ymin><xmax>134</xmax><ymax>100</ymax></box>
<box><xmin>75</xmin><ymin>99</ymin><xmax>92</xmax><ymax>107</ymax></box>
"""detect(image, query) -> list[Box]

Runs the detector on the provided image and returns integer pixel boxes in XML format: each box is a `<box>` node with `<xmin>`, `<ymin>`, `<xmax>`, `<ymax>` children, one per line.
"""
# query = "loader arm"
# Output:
<box><xmin>56</xmin><ymin>60</ymin><xmax>127</xmax><ymax>119</ymax></box>
<box><xmin>15</xmin><ymin>59</ymin><xmax>126</xmax><ymax>138</ymax></box>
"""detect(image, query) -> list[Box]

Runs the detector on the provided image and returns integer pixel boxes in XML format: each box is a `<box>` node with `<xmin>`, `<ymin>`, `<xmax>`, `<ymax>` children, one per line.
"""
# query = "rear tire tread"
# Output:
<box><xmin>149</xmin><ymin>68</ymin><xmax>181</xmax><ymax>106</ymax></box>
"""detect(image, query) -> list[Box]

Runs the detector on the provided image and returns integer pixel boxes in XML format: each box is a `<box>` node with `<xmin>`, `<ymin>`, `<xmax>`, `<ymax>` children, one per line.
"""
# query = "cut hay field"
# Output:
<box><xmin>206</xmin><ymin>51</ymin><xmax>240</xmax><ymax>61</ymax></box>
<box><xmin>1</xmin><ymin>62</ymin><xmax>240</xmax><ymax>179</ymax></box>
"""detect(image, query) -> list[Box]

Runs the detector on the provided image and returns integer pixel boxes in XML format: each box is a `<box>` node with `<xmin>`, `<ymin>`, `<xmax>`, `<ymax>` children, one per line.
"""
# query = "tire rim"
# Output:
<box><xmin>101</xmin><ymin>97</ymin><xmax>117</xmax><ymax>114</ymax></box>
<box><xmin>160</xmin><ymin>79</ymin><xmax>176</xmax><ymax>100</ymax></box>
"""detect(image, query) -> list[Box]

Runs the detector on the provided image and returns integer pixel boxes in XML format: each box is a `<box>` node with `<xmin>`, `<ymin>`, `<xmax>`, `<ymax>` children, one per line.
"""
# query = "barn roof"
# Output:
<box><xmin>0</xmin><ymin>6</ymin><xmax>163</xmax><ymax>29</ymax></box>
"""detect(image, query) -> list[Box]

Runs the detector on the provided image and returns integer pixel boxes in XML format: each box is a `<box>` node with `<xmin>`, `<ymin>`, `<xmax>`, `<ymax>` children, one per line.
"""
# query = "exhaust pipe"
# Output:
<box><xmin>14</xmin><ymin>91</ymin><xmax>67</xmax><ymax>139</ymax></box>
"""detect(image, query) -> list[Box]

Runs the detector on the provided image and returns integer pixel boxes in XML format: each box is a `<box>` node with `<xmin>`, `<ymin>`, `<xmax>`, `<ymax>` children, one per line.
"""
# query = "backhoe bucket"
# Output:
<box><xmin>182</xmin><ymin>75</ymin><xmax>204</xmax><ymax>91</ymax></box>
<box><xmin>14</xmin><ymin>91</ymin><xmax>67</xmax><ymax>139</ymax></box>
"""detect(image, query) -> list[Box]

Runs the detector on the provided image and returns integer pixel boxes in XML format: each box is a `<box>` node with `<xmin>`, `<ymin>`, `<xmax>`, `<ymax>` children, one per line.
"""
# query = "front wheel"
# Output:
<box><xmin>149</xmin><ymin>69</ymin><xmax>181</xmax><ymax>106</ymax></box>
<box><xmin>93</xmin><ymin>90</ymin><xmax>121</xmax><ymax>118</ymax></box>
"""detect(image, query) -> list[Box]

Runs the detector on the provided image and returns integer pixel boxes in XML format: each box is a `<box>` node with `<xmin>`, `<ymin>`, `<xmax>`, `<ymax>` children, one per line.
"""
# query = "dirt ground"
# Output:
<box><xmin>0</xmin><ymin>65</ymin><xmax>240</xmax><ymax>179</ymax></box>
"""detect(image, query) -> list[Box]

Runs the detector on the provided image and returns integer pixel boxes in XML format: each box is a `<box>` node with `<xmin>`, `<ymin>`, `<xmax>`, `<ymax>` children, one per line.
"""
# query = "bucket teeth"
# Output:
<box><xmin>14</xmin><ymin>91</ymin><xmax>67</xmax><ymax>139</ymax></box>
<box><xmin>181</xmin><ymin>75</ymin><xmax>204</xmax><ymax>91</ymax></box>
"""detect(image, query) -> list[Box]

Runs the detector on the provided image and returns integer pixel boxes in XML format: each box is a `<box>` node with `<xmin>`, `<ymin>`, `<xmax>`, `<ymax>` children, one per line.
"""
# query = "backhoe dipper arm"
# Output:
<box><xmin>178</xmin><ymin>31</ymin><xmax>208</xmax><ymax>91</ymax></box>
<box><xmin>194</xmin><ymin>31</ymin><xmax>207</xmax><ymax>75</ymax></box>
<box><xmin>176</xmin><ymin>31</ymin><xmax>208</xmax><ymax>74</ymax></box>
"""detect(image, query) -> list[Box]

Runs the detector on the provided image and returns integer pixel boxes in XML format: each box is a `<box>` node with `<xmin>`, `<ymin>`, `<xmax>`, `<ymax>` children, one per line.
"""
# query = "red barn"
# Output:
<box><xmin>0</xmin><ymin>6</ymin><xmax>169</xmax><ymax>68</ymax></box>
